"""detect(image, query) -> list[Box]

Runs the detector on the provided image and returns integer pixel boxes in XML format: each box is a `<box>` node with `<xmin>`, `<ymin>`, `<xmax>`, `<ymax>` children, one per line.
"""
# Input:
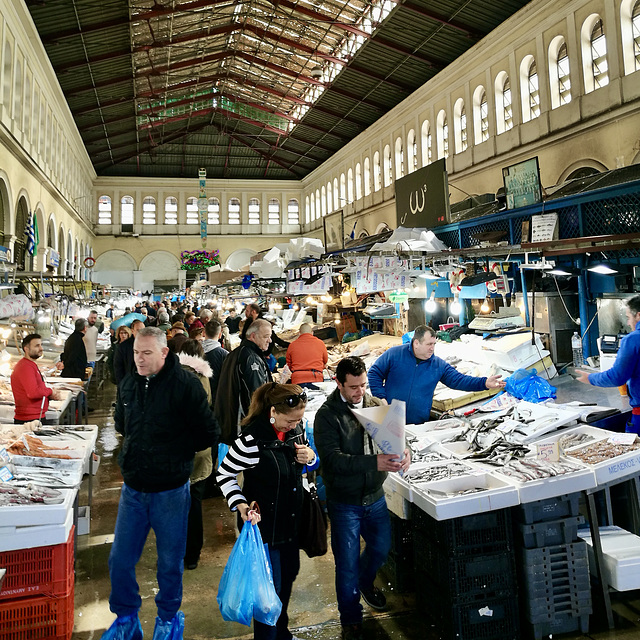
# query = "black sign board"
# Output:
<box><xmin>395</xmin><ymin>158</ymin><xmax>450</xmax><ymax>229</ymax></box>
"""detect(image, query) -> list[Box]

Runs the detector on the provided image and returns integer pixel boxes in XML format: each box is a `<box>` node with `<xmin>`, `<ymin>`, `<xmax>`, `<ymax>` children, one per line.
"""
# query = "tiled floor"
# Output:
<box><xmin>72</xmin><ymin>382</ymin><xmax>640</xmax><ymax>639</ymax></box>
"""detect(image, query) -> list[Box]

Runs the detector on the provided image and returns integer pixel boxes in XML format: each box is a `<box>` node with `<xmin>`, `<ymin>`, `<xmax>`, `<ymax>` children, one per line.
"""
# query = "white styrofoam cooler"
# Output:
<box><xmin>0</xmin><ymin>486</ymin><xmax>77</xmax><ymax>527</ymax></box>
<box><xmin>579</xmin><ymin>526</ymin><xmax>640</xmax><ymax>591</ymax></box>
<box><xmin>0</xmin><ymin>502</ymin><xmax>74</xmax><ymax>552</ymax></box>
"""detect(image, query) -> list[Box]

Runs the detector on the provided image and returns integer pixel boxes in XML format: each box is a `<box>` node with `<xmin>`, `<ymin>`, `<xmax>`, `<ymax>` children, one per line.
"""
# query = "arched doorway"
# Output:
<box><xmin>14</xmin><ymin>197</ymin><xmax>32</xmax><ymax>271</ymax></box>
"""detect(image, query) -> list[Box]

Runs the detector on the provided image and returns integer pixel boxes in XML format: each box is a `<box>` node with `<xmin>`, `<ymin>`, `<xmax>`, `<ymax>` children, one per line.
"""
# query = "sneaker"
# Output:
<box><xmin>152</xmin><ymin>611</ymin><xmax>185</xmax><ymax>640</ymax></box>
<box><xmin>100</xmin><ymin>613</ymin><xmax>143</xmax><ymax>640</ymax></box>
<box><xmin>360</xmin><ymin>585</ymin><xmax>386</xmax><ymax>610</ymax></box>
<box><xmin>341</xmin><ymin>624</ymin><xmax>363</xmax><ymax>640</ymax></box>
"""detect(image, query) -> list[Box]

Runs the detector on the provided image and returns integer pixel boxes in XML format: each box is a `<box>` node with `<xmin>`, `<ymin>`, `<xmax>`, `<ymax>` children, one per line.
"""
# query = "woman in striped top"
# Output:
<box><xmin>217</xmin><ymin>382</ymin><xmax>315</xmax><ymax>640</ymax></box>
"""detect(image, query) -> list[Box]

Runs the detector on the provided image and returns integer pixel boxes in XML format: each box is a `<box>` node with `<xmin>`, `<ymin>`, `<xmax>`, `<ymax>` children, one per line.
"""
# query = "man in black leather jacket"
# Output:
<box><xmin>315</xmin><ymin>356</ymin><xmax>410</xmax><ymax>640</ymax></box>
<box><xmin>103</xmin><ymin>327</ymin><xmax>218</xmax><ymax>640</ymax></box>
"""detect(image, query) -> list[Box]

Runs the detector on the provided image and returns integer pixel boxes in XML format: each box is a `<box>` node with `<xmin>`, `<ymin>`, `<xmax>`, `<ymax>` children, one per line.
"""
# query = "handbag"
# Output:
<box><xmin>298</xmin><ymin>481</ymin><xmax>328</xmax><ymax>558</ymax></box>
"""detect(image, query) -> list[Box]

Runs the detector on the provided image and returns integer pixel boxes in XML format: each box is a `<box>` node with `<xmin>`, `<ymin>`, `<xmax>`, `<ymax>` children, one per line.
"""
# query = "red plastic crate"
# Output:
<box><xmin>0</xmin><ymin>583</ymin><xmax>74</xmax><ymax>640</ymax></box>
<box><xmin>0</xmin><ymin>526</ymin><xmax>74</xmax><ymax>600</ymax></box>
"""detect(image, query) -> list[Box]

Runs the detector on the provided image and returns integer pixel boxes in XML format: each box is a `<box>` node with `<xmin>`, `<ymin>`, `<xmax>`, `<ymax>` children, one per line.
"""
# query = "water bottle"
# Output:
<box><xmin>571</xmin><ymin>332</ymin><xmax>583</xmax><ymax>367</ymax></box>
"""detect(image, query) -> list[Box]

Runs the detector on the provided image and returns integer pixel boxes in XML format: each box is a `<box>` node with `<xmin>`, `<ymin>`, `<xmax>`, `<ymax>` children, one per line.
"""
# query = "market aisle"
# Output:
<box><xmin>70</xmin><ymin>382</ymin><xmax>640</xmax><ymax>640</ymax></box>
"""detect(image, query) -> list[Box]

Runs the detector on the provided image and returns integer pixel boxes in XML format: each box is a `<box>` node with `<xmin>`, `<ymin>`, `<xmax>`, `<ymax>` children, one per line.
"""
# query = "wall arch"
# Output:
<box><xmin>0</xmin><ymin>173</ymin><xmax>11</xmax><ymax>245</ymax></box>
<box><xmin>225</xmin><ymin>248</ymin><xmax>258</xmax><ymax>270</ymax></box>
<box><xmin>139</xmin><ymin>250</ymin><xmax>181</xmax><ymax>278</ymax></box>
<box><xmin>94</xmin><ymin>250</ymin><xmax>138</xmax><ymax>271</ymax></box>
<box><xmin>557</xmin><ymin>159</ymin><xmax>608</xmax><ymax>184</ymax></box>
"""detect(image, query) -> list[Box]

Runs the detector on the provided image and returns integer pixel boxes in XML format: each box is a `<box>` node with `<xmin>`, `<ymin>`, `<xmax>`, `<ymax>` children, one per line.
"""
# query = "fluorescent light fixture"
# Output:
<box><xmin>587</xmin><ymin>264</ymin><xmax>618</xmax><ymax>275</ymax></box>
<box><xmin>548</xmin><ymin>267</ymin><xmax>578</xmax><ymax>276</ymax></box>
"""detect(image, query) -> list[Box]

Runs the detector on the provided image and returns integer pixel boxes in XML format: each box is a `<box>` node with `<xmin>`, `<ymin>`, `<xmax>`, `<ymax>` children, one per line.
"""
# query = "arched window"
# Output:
<box><xmin>248</xmin><ymin>198</ymin><xmax>260</xmax><ymax>224</ymax></box>
<box><xmin>421</xmin><ymin>121</ymin><xmax>432</xmax><ymax>166</ymax></box>
<box><xmin>142</xmin><ymin>196</ymin><xmax>156</xmax><ymax>224</ymax></box>
<box><xmin>164</xmin><ymin>196</ymin><xmax>178</xmax><ymax>224</ymax></box>
<box><xmin>549</xmin><ymin>38</ymin><xmax>572</xmax><ymax>108</ymax></box>
<box><xmin>310</xmin><ymin>195</ymin><xmax>315</xmax><ymax>222</ymax></box>
<box><xmin>228</xmin><ymin>198</ymin><xmax>241</xmax><ymax>224</ymax></box>
<box><xmin>620</xmin><ymin>0</ymin><xmax>640</xmax><ymax>74</ymax></box>
<box><xmin>23</xmin><ymin>74</ymin><xmax>31</xmax><ymax>138</ymax></box>
<box><xmin>520</xmin><ymin>56</ymin><xmax>540</xmax><ymax>122</ymax></box>
<box><xmin>268</xmin><ymin>198</ymin><xmax>280</xmax><ymax>224</ymax></box>
<box><xmin>333</xmin><ymin>178</ymin><xmax>339</xmax><ymax>209</ymax></box>
<box><xmin>186</xmin><ymin>197</ymin><xmax>199</xmax><ymax>224</ymax></box>
<box><xmin>208</xmin><ymin>197</ymin><xmax>220</xmax><ymax>224</ymax></box>
<box><xmin>436</xmin><ymin>110</ymin><xmax>448</xmax><ymax>159</ymax></box>
<box><xmin>355</xmin><ymin>163</ymin><xmax>362</xmax><ymax>199</ymax></box>
<box><xmin>473</xmin><ymin>86</ymin><xmax>489</xmax><ymax>144</ymax></box>
<box><xmin>13</xmin><ymin>58</ymin><xmax>22</xmax><ymax>129</ymax></box>
<box><xmin>395</xmin><ymin>137</ymin><xmax>404</xmax><ymax>179</ymax></box>
<box><xmin>347</xmin><ymin>168</ymin><xmax>354</xmax><ymax>203</ymax></box>
<box><xmin>2</xmin><ymin>42</ymin><xmax>11</xmax><ymax>114</ymax></box>
<box><xmin>327</xmin><ymin>182</ymin><xmax>333</xmax><ymax>212</ymax></box>
<box><xmin>495</xmin><ymin>72</ymin><xmax>513</xmax><ymax>134</ymax></box>
<box><xmin>315</xmin><ymin>190</ymin><xmax>321</xmax><ymax>218</ymax></box>
<box><xmin>340</xmin><ymin>173</ymin><xmax>346</xmax><ymax>204</ymax></box>
<box><xmin>305</xmin><ymin>196</ymin><xmax>310</xmax><ymax>223</ymax></box>
<box><xmin>288</xmin><ymin>199</ymin><xmax>299</xmax><ymax>224</ymax></box>
<box><xmin>383</xmin><ymin>145</ymin><xmax>392</xmax><ymax>186</ymax></box>
<box><xmin>121</xmin><ymin>196</ymin><xmax>134</xmax><ymax>225</ymax></box>
<box><xmin>373</xmin><ymin>151</ymin><xmax>381</xmax><ymax>192</ymax></box>
<box><xmin>98</xmin><ymin>196</ymin><xmax>112</xmax><ymax>224</ymax></box>
<box><xmin>453</xmin><ymin>99</ymin><xmax>467</xmax><ymax>153</ymax></box>
<box><xmin>363</xmin><ymin>157</ymin><xmax>371</xmax><ymax>196</ymax></box>
<box><xmin>582</xmin><ymin>16</ymin><xmax>609</xmax><ymax>92</ymax></box>
<box><xmin>321</xmin><ymin>187</ymin><xmax>327</xmax><ymax>216</ymax></box>
<box><xmin>407</xmin><ymin>129</ymin><xmax>417</xmax><ymax>173</ymax></box>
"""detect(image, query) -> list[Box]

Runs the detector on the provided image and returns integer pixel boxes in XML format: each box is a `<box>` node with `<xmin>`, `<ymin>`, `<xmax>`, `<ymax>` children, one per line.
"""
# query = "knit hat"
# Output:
<box><xmin>171</xmin><ymin>321</ymin><xmax>186</xmax><ymax>331</ymax></box>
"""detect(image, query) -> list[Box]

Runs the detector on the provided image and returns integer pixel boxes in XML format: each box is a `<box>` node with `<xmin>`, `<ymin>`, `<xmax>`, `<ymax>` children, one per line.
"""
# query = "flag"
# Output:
<box><xmin>25</xmin><ymin>211</ymin><xmax>39</xmax><ymax>256</ymax></box>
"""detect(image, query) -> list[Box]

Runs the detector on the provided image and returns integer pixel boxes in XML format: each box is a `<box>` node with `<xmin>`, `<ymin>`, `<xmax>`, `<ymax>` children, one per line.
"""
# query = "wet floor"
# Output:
<box><xmin>72</xmin><ymin>382</ymin><xmax>640</xmax><ymax>640</ymax></box>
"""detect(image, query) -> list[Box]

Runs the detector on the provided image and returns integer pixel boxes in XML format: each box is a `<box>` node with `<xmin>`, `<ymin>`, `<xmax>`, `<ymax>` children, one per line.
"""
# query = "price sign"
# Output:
<box><xmin>608</xmin><ymin>433</ymin><xmax>638</xmax><ymax>446</ymax></box>
<box><xmin>536</xmin><ymin>442</ymin><xmax>560</xmax><ymax>462</ymax></box>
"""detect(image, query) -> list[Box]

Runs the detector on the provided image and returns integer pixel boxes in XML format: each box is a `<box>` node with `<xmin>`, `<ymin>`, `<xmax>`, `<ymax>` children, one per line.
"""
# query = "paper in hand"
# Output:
<box><xmin>350</xmin><ymin>399</ymin><xmax>406</xmax><ymax>458</ymax></box>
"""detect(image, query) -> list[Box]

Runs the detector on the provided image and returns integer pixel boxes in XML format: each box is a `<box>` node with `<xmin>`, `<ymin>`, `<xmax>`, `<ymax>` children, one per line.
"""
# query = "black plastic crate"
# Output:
<box><xmin>524</xmin><ymin>590</ymin><xmax>592</xmax><ymax>620</ymax></box>
<box><xmin>414</xmin><ymin>545</ymin><xmax>516</xmax><ymax>601</ymax></box>
<box><xmin>389</xmin><ymin>512</ymin><xmax>413</xmax><ymax>559</ymax></box>
<box><xmin>523</xmin><ymin>572</ymin><xmax>591</xmax><ymax>600</ymax></box>
<box><xmin>517</xmin><ymin>493</ymin><xmax>580</xmax><ymax>524</ymax></box>
<box><xmin>412</xmin><ymin>504</ymin><xmax>513</xmax><ymax>555</ymax></box>
<box><xmin>380</xmin><ymin>551</ymin><xmax>414</xmax><ymax>593</ymax></box>
<box><xmin>439</xmin><ymin>592</ymin><xmax>520</xmax><ymax>640</ymax></box>
<box><xmin>521</xmin><ymin>541</ymin><xmax>588</xmax><ymax>573</ymax></box>
<box><xmin>517</xmin><ymin>515</ymin><xmax>584</xmax><ymax>548</ymax></box>
<box><xmin>527</xmin><ymin>612</ymin><xmax>589</xmax><ymax>640</ymax></box>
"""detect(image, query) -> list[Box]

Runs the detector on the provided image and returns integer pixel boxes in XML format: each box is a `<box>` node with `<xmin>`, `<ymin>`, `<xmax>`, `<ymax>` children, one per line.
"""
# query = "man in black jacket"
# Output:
<box><xmin>103</xmin><ymin>327</ymin><xmax>218</xmax><ymax>640</ymax></box>
<box><xmin>113</xmin><ymin>319</ymin><xmax>144</xmax><ymax>385</ymax></box>
<box><xmin>315</xmin><ymin>356</ymin><xmax>410</xmax><ymax>640</ymax></box>
<box><xmin>201</xmin><ymin>320</ymin><xmax>228</xmax><ymax>406</ymax></box>
<box><xmin>215</xmin><ymin>318</ymin><xmax>273</xmax><ymax>444</ymax></box>
<box><xmin>60</xmin><ymin>318</ymin><xmax>88</xmax><ymax>379</ymax></box>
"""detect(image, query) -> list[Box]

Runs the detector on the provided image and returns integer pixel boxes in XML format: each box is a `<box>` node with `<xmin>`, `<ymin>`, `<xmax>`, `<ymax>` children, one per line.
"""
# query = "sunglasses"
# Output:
<box><xmin>275</xmin><ymin>392</ymin><xmax>307</xmax><ymax>408</ymax></box>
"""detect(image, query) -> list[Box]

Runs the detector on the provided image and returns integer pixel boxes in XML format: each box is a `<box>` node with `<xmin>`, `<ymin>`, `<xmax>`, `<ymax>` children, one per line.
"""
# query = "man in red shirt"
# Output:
<box><xmin>285</xmin><ymin>323</ymin><xmax>328</xmax><ymax>389</ymax></box>
<box><xmin>11</xmin><ymin>334</ymin><xmax>62</xmax><ymax>424</ymax></box>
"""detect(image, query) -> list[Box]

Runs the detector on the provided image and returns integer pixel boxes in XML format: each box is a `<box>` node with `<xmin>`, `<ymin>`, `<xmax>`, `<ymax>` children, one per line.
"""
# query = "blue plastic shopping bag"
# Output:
<box><xmin>217</xmin><ymin>521</ymin><xmax>282</xmax><ymax>627</ymax></box>
<box><xmin>505</xmin><ymin>368</ymin><xmax>556</xmax><ymax>403</ymax></box>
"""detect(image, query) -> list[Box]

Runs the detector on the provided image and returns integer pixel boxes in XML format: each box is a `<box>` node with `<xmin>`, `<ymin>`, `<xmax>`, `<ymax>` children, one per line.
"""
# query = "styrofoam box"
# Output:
<box><xmin>411</xmin><ymin>473</ymin><xmax>519</xmax><ymax>521</ymax></box>
<box><xmin>478</xmin><ymin>332</ymin><xmax>548</xmax><ymax>371</ymax></box>
<box><xmin>77</xmin><ymin>505</ymin><xmax>90</xmax><ymax>536</ymax></box>
<box><xmin>532</xmin><ymin>425</ymin><xmax>614</xmax><ymax>453</ymax></box>
<box><xmin>0</xmin><ymin>502</ymin><xmax>74</xmax><ymax>552</ymax></box>
<box><xmin>383</xmin><ymin>476</ymin><xmax>410</xmax><ymax>520</ymax></box>
<box><xmin>578</xmin><ymin>526</ymin><xmax>640</xmax><ymax>591</ymax></box>
<box><xmin>505</xmin><ymin>401</ymin><xmax>583</xmax><ymax>444</ymax></box>
<box><xmin>566</xmin><ymin>442</ymin><xmax>640</xmax><ymax>484</ymax></box>
<box><xmin>486</xmin><ymin>459</ymin><xmax>597</xmax><ymax>504</ymax></box>
<box><xmin>0</xmin><ymin>487</ymin><xmax>77</xmax><ymax>527</ymax></box>
<box><xmin>36</xmin><ymin>437</ymin><xmax>93</xmax><ymax>474</ymax></box>
<box><xmin>403</xmin><ymin>460</ymin><xmax>482</xmax><ymax>497</ymax></box>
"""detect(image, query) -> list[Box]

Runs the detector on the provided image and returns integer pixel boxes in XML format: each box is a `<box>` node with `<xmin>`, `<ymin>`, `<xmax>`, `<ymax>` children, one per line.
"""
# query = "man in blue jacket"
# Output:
<box><xmin>368</xmin><ymin>325</ymin><xmax>505</xmax><ymax>425</ymax></box>
<box><xmin>577</xmin><ymin>295</ymin><xmax>640</xmax><ymax>434</ymax></box>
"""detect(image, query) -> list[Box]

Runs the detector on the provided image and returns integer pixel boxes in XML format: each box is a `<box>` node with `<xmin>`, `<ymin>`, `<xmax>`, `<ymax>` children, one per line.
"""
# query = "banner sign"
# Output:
<box><xmin>395</xmin><ymin>158</ymin><xmax>450</xmax><ymax>229</ymax></box>
<box><xmin>0</xmin><ymin>246</ymin><xmax>10</xmax><ymax>263</ymax></box>
<box><xmin>46</xmin><ymin>248</ymin><xmax>60</xmax><ymax>267</ymax></box>
<box><xmin>286</xmin><ymin>265</ymin><xmax>332</xmax><ymax>294</ymax></box>
<box><xmin>353</xmin><ymin>256</ymin><xmax>411</xmax><ymax>294</ymax></box>
<box><xmin>198</xmin><ymin>168</ymin><xmax>207</xmax><ymax>248</ymax></box>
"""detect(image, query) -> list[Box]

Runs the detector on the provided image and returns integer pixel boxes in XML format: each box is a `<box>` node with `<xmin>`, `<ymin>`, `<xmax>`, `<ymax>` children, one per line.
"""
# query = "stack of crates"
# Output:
<box><xmin>412</xmin><ymin>506</ymin><xmax>519</xmax><ymax>640</ymax></box>
<box><xmin>515</xmin><ymin>494</ymin><xmax>592</xmax><ymax>639</ymax></box>
<box><xmin>381</xmin><ymin>512</ymin><xmax>414</xmax><ymax>593</ymax></box>
<box><xmin>0</xmin><ymin>527</ymin><xmax>75</xmax><ymax>640</ymax></box>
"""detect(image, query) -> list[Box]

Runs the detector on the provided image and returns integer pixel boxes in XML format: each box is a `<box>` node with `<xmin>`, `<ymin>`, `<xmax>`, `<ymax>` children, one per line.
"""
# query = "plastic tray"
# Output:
<box><xmin>0</xmin><ymin>487</ymin><xmax>77</xmax><ymax>527</ymax></box>
<box><xmin>524</xmin><ymin>591</ymin><xmax>592</xmax><ymax>621</ymax></box>
<box><xmin>526</xmin><ymin>611</ymin><xmax>589</xmax><ymax>640</ymax></box>
<box><xmin>517</xmin><ymin>515</ymin><xmax>584</xmax><ymax>548</ymax></box>
<box><xmin>0</xmin><ymin>583</ymin><xmax>74</xmax><ymax>640</ymax></box>
<box><xmin>0</xmin><ymin>526</ymin><xmax>74</xmax><ymax>600</ymax></box>
<box><xmin>0</xmin><ymin>504</ymin><xmax>74</xmax><ymax>553</ymax></box>
<box><xmin>567</xmin><ymin>443</ymin><xmax>640</xmax><ymax>484</ymax></box>
<box><xmin>517</xmin><ymin>493</ymin><xmax>581</xmax><ymax>523</ymax></box>
<box><xmin>523</xmin><ymin>572</ymin><xmax>591</xmax><ymax>600</ymax></box>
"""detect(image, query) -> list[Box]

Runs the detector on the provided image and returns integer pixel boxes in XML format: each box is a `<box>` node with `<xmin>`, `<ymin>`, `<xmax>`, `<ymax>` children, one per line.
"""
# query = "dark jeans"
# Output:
<box><xmin>327</xmin><ymin>496</ymin><xmax>391</xmax><ymax>626</ymax></box>
<box><xmin>254</xmin><ymin>541</ymin><xmax>300</xmax><ymax>640</ymax></box>
<box><xmin>185</xmin><ymin>479</ymin><xmax>206</xmax><ymax>565</ymax></box>
<box><xmin>108</xmin><ymin>482</ymin><xmax>190</xmax><ymax>621</ymax></box>
<box><xmin>627</xmin><ymin>412</ymin><xmax>640</xmax><ymax>434</ymax></box>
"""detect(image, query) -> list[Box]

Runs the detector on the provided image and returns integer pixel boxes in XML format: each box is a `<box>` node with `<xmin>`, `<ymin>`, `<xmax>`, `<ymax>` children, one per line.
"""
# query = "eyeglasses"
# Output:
<box><xmin>275</xmin><ymin>392</ymin><xmax>307</xmax><ymax>408</ymax></box>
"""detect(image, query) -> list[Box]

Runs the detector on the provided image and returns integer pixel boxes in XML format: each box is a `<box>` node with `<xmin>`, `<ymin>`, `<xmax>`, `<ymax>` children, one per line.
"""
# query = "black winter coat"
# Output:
<box><xmin>115</xmin><ymin>351</ymin><xmax>219</xmax><ymax>492</ymax></box>
<box><xmin>242</xmin><ymin>416</ymin><xmax>306</xmax><ymax>546</ymax></box>
<box><xmin>314</xmin><ymin>388</ymin><xmax>386</xmax><ymax>506</ymax></box>
<box><xmin>114</xmin><ymin>336</ymin><xmax>135</xmax><ymax>385</ymax></box>
<box><xmin>61</xmin><ymin>330</ymin><xmax>88</xmax><ymax>380</ymax></box>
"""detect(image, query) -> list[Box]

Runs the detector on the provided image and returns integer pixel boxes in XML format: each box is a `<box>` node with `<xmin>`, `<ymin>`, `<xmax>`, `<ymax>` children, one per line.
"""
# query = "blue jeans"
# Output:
<box><xmin>327</xmin><ymin>496</ymin><xmax>391</xmax><ymax>626</ymax></box>
<box><xmin>108</xmin><ymin>482</ymin><xmax>191</xmax><ymax>621</ymax></box>
<box><xmin>254</xmin><ymin>542</ymin><xmax>300</xmax><ymax>640</ymax></box>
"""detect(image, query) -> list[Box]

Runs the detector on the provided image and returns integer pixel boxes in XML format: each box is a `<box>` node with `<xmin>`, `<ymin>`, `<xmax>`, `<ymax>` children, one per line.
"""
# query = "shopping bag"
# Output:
<box><xmin>217</xmin><ymin>521</ymin><xmax>282</xmax><ymax>626</ymax></box>
<box><xmin>298</xmin><ymin>482</ymin><xmax>328</xmax><ymax>558</ymax></box>
<box><xmin>505</xmin><ymin>368</ymin><xmax>556</xmax><ymax>403</ymax></box>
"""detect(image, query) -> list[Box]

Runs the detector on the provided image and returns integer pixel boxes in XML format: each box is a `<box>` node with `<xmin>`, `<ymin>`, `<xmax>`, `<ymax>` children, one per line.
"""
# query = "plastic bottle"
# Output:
<box><xmin>571</xmin><ymin>332</ymin><xmax>583</xmax><ymax>367</ymax></box>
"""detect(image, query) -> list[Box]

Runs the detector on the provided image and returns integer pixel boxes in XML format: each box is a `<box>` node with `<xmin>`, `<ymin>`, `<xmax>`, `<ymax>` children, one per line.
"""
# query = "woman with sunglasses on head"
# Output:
<box><xmin>217</xmin><ymin>382</ymin><xmax>315</xmax><ymax>640</ymax></box>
